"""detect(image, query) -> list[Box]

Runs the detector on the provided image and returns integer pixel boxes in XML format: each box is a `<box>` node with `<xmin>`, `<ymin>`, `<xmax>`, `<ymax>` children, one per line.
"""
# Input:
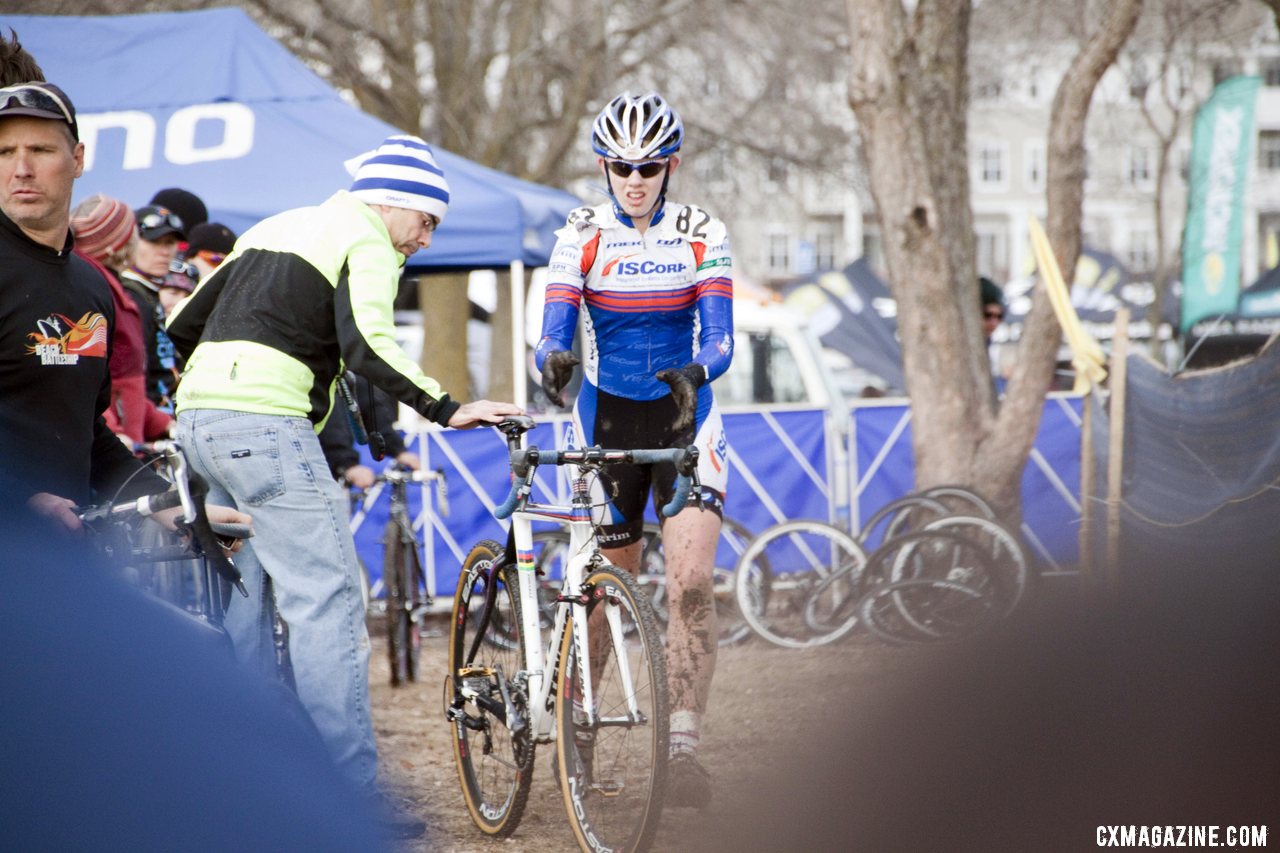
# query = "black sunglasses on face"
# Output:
<box><xmin>984</xmin><ymin>308</ymin><xmax>1004</xmax><ymax>320</ymax></box>
<box><xmin>605</xmin><ymin>159</ymin><xmax>668</xmax><ymax>179</ymax></box>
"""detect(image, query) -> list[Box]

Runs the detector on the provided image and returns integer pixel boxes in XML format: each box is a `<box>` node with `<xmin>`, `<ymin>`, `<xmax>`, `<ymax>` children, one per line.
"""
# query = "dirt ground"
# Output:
<box><xmin>366</xmin><ymin>613</ymin><xmax>933</xmax><ymax>853</ymax></box>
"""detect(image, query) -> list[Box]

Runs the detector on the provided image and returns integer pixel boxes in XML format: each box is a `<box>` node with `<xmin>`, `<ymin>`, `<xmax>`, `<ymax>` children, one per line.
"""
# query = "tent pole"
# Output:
<box><xmin>511</xmin><ymin>261</ymin><xmax>526</xmax><ymax>410</ymax></box>
<box><xmin>1105</xmin><ymin>308</ymin><xmax>1131</xmax><ymax>591</ymax></box>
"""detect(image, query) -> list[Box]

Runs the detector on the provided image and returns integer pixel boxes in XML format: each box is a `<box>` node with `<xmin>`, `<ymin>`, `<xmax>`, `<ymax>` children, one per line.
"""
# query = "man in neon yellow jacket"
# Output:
<box><xmin>168</xmin><ymin>135</ymin><xmax>521</xmax><ymax>837</ymax></box>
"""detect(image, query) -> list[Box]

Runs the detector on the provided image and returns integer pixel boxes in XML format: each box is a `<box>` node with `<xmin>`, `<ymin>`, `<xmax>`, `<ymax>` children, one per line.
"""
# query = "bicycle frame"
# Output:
<box><xmin>505</xmin><ymin>479</ymin><xmax>612</xmax><ymax>742</ymax></box>
<box><xmin>464</xmin><ymin>423</ymin><xmax>697</xmax><ymax>744</ymax></box>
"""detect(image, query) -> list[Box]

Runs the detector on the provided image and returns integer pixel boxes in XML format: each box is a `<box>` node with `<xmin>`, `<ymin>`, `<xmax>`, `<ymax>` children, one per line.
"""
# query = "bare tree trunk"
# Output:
<box><xmin>994</xmin><ymin>0</ymin><xmax>1143</xmax><ymax>518</ymax></box>
<box><xmin>846</xmin><ymin>0</ymin><xmax>992</xmax><ymax>492</ymax></box>
<box><xmin>848</xmin><ymin>0</ymin><xmax>1143</xmax><ymax>522</ymax></box>
<box><xmin>416</xmin><ymin>272</ymin><xmax>472</xmax><ymax>402</ymax></box>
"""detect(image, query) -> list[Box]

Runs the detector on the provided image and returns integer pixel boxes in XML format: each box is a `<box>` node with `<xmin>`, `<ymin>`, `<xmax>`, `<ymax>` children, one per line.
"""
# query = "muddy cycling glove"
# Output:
<box><xmin>541</xmin><ymin>350</ymin><xmax>580</xmax><ymax>407</ymax></box>
<box><xmin>655</xmin><ymin>364</ymin><xmax>706</xmax><ymax>432</ymax></box>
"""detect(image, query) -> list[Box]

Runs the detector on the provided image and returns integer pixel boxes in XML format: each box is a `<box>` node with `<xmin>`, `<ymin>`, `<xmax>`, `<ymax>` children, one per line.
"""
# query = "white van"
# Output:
<box><xmin>715</xmin><ymin>293</ymin><xmax>849</xmax><ymax>411</ymax></box>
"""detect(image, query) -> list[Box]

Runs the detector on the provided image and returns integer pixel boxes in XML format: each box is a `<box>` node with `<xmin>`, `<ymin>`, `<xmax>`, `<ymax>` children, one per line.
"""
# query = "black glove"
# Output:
<box><xmin>655</xmin><ymin>364</ymin><xmax>706</xmax><ymax>432</ymax></box>
<box><xmin>541</xmin><ymin>350</ymin><xmax>580</xmax><ymax>407</ymax></box>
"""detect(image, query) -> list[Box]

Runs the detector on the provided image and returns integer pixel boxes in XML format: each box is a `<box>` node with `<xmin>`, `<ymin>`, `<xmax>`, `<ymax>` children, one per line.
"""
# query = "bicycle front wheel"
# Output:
<box><xmin>556</xmin><ymin>564</ymin><xmax>669</xmax><ymax>853</ymax></box>
<box><xmin>447</xmin><ymin>540</ymin><xmax>532</xmax><ymax>838</ymax></box>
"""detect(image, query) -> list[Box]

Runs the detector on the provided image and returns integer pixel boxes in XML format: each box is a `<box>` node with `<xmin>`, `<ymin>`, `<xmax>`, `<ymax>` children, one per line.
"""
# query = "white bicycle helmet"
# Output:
<box><xmin>591</xmin><ymin>91</ymin><xmax>684</xmax><ymax>160</ymax></box>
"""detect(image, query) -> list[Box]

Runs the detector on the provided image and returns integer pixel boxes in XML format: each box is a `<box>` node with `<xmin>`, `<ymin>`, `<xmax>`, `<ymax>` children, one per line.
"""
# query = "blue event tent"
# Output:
<box><xmin>4</xmin><ymin>8</ymin><xmax>579</xmax><ymax>268</ymax></box>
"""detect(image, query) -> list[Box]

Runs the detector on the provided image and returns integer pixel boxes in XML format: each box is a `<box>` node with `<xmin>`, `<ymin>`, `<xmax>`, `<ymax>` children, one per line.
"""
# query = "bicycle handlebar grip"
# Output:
<box><xmin>493</xmin><ymin>476</ymin><xmax>527</xmax><ymax>520</ymax></box>
<box><xmin>137</xmin><ymin>487</ymin><xmax>184</xmax><ymax>516</ymax></box>
<box><xmin>209</xmin><ymin>521</ymin><xmax>253</xmax><ymax>540</ymax></box>
<box><xmin>661</xmin><ymin>474</ymin><xmax>694</xmax><ymax>518</ymax></box>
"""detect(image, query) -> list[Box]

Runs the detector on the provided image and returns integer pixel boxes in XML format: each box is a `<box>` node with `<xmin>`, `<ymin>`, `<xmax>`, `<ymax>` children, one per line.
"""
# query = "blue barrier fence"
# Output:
<box><xmin>352</xmin><ymin>395</ymin><xmax>1084</xmax><ymax>598</ymax></box>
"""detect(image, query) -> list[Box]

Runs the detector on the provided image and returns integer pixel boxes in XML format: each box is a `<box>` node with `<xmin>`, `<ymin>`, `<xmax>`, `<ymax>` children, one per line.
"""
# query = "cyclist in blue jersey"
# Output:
<box><xmin>536</xmin><ymin>90</ymin><xmax>733</xmax><ymax>808</ymax></box>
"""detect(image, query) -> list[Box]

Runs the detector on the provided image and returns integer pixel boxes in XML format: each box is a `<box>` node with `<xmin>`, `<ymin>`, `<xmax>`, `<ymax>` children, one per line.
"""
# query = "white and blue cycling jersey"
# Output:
<box><xmin>536</xmin><ymin>199</ymin><xmax>735</xmax><ymax>527</ymax></box>
<box><xmin>535</xmin><ymin>200</ymin><xmax>734</xmax><ymax>409</ymax></box>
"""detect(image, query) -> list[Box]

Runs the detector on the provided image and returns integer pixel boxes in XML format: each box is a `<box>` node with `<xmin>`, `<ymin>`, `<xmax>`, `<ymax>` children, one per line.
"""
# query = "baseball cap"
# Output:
<box><xmin>148</xmin><ymin>188</ymin><xmax>208</xmax><ymax>232</ymax></box>
<box><xmin>135</xmin><ymin>205</ymin><xmax>186</xmax><ymax>242</ymax></box>
<box><xmin>185</xmin><ymin>222</ymin><xmax>237</xmax><ymax>257</ymax></box>
<box><xmin>0</xmin><ymin>81</ymin><xmax>78</xmax><ymax>141</ymax></box>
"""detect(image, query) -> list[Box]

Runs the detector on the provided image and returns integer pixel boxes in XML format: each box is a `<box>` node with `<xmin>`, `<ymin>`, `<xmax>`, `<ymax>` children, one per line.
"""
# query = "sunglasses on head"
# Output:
<box><xmin>139</xmin><ymin>211</ymin><xmax>184</xmax><ymax>232</ymax></box>
<box><xmin>605</xmin><ymin>158</ymin><xmax>669</xmax><ymax>179</ymax></box>
<box><xmin>196</xmin><ymin>249</ymin><xmax>227</xmax><ymax>266</ymax></box>
<box><xmin>0</xmin><ymin>83</ymin><xmax>78</xmax><ymax>138</ymax></box>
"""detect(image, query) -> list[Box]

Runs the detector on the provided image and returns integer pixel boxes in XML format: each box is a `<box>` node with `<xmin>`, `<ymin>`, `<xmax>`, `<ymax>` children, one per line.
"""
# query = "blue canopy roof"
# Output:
<box><xmin>4</xmin><ymin>9</ymin><xmax>579</xmax><ymax>268</ymax></box>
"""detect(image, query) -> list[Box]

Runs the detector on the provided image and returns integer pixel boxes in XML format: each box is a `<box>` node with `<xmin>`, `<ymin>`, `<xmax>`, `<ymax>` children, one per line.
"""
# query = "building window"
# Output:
<box><xmin>975</xmin><ymin>142</ymin><xmax>1007</xmax><ymax>188</ymax></box>
<box><xmin>768</xmin><ymin>233</ymin><xmax>791</xmax><ymax>275</ymax></box>
<box><xmin>767</xmin><ymin>157</ymin><xmax>788</xmax><ymax>185</ymax></box>
<box><xmin>1265</xmin><ymin>60</ymin><xmax>1280</xmax><ymax>88</ymax></box>
<box><xmin>813</xmin><ymin>231</ymin><xmax>837</xmax><ymax>271</ymax></box>
<box><xmin>1025</xmin><ymin>142</ymin><xmax>1045</xmax><ymax>190</ymax></box>
<box><xmin>1128</xmin><ymin>146</ymin><xmax>1153</xmax><ymax>188</ymax></box>
<box><xmin>861</xmin><ymin>223</ymin><xmax>883</xmax><ymax>272</ymax></box>
<box><xmin>975</xmin><ymin>228</ymin><xmax>1009</xmax><ymax>284</ymax></box>
<box><xmin>976</xmin><ymin>79</ymin><xmax>1003</xmax><ymax>100</ymax></box>
<box><xmin>1127</xmin><ymin>230</ymin><xmax>1155</xmax><ymax>275</ymax></box>
<box><xmin>1258</xmin><ymin>214</ymin><xmax>1280</xmax><ymax>273</ymax></box>
<box><xmin>1259</xmin><ymin>131</ymin><xmax>1280</xmax><ymax>172</ymax></box>
<box><xmin>700</xmin><ymin>152</ymin><xmax>728</xmax><ymax>184</ymax></box>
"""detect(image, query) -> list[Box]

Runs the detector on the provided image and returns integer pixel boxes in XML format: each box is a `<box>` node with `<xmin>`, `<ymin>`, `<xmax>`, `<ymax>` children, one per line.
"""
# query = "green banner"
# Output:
<box><xmin>1180</xmin><ymin>75</ymin><xmax>1261</xmax><ymax>332</ymax></box>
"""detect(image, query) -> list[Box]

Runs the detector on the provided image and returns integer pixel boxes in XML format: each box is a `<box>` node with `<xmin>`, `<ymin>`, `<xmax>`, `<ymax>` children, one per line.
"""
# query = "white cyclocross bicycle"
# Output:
<box><xmin>445</xmin><ymin>415</ymin><xmax>699</xmax><ymax>852</ymax></box>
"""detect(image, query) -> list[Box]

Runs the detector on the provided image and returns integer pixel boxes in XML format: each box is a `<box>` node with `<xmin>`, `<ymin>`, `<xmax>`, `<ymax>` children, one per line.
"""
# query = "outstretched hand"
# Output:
<box><xmin>655</xmin><ymin>364</ymin><xmax>706</xmax><ymax>432</ymax></box>
<box><xmin>541</xmin><ymin>350</ymin><xmax>580</xmax><ymax>407</ymax></box>
<box><xmin>448</xmin><ymin>400</ymin><xmax>526</xmax><ymax>430</ymax></box>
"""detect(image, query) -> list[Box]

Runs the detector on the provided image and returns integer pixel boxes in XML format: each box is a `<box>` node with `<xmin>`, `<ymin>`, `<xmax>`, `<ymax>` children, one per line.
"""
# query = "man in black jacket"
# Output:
<box><xmin>0</xmin><ymin>80</ymin><xmax>244</xmax><ymax>534</ymax></box>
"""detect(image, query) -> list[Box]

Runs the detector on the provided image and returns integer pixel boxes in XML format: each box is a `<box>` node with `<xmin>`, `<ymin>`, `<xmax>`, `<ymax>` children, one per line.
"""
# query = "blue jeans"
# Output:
<box><xmin>177</xmin><ymin>409</ymin><xmax>377</xmax><ymax>789</ymax></box>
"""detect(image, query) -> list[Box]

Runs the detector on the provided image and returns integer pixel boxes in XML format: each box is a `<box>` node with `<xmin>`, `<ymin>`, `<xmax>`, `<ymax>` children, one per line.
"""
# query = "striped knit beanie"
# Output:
<box><xmin>70</xmin><ymin>194</ymin><xmax>136</xmax><ymax>261</ymax></box>
<box><xmin>346</xmin><ymin>135</ymin><xmax>450</xmax><ymax>224</ymax></box>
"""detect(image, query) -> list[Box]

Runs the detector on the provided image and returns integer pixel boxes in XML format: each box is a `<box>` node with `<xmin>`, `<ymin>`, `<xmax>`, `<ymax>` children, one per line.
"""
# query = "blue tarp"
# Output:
<box><xmin>5</xmin><ymin>9</ymin><xmax>579</xmax><ymax>268</ymax></box>
<box><xmin>351</xmin><ymin>401</ymin><xmax>1083</xmax><ymax>599</ymax></box>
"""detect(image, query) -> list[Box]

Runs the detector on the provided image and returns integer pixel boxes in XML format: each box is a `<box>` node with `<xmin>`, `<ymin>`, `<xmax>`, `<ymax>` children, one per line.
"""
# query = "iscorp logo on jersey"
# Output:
<box><xmin>705</xmin><ymin>428</ymin><xmax>728</xmax><ymax>475</ymax></box>
<box><xmin>613</xmin><ymin>260</ymin><xmax>688</xmax><ymax>276</ymax></box>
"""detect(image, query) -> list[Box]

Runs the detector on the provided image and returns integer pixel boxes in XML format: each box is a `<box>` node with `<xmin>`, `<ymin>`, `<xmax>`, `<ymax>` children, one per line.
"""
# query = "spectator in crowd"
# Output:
<box><xmin>980</xmin><ymin>275</ymin><xmax>1009</xmax><ymax>394</ymax></box>
<box><xmin>69</xmin><ymin>193</ymin><xmax>172</xmax><ymax>446</ymax></box>
<box><xmin>120</xmin><ymin>204</ymin><xmax>184</xmax><ymax>409</ymax></box>
<box><xmin>149</xmin><ymin>186</ymin><xmax>207</xmax><ymax>250</ymax></box>
<box><xmin>166</xmin><ymin>133</ymin><xmax>522</xmax><ymax>836</ymax></box>
<box><xmin>980</xmin><ymin>275</ymin><xmax>1005</xmax><ymax>345</ymax></box>
<box><xmin>0</xmin><ymin>77</ymin><xmax>247</xmax><ymax>536</ymax></box>
<box><xmin>184</xmin><ymin>220</ymin><xmax>236</xmax><ymax>279</ymax></box>
<box><xmin>158</xmin><ymin>257</ymin><xmax>199</xmax><ymax>319</ymax></box>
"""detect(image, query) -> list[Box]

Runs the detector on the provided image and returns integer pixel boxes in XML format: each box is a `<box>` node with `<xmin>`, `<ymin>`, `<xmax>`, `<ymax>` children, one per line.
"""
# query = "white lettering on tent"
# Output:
<box><xmin>78</xmin><ymin>111</ymin><xmax>157</xmax><ymax>172</ymax></box>
<box><xmin>77</xmin><ymin>104</ymin><xmax>255</xmax><ymax>172</ymax></box>
<box><xmin>165</xmin><ymin>103</ymin><xmax>254</xmax><ymax>165</ymax></box>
